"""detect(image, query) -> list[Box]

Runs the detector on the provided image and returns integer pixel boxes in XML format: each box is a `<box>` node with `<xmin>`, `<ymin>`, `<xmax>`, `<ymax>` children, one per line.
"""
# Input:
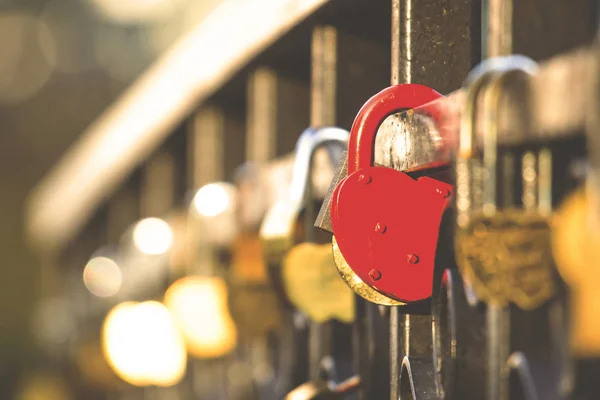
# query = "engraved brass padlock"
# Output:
<box><xmin>455</xmin><ymin>56</ymin><xmax>555</xmax><ymax>311</ymax></box>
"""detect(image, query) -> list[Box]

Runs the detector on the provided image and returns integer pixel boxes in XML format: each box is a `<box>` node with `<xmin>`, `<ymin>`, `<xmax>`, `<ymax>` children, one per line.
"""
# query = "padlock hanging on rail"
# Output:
<box><xmin>454</xmin><ymin>55</ymin><xmax>556</xmax><ymax>311</ymax></box>
<box><xmin>329</xmin><ymin>83</ymin><xmax>453</xmax><ymax>304</ymax></box>
<box><xmin>260</xmin><ymin>126</ymin><xmax>355</xmax><ymax>323</ymax></box>
<box><xmin>430</xmin><ymin>56</ymin><xmax>545</xmax><ymax>400</ymax></box>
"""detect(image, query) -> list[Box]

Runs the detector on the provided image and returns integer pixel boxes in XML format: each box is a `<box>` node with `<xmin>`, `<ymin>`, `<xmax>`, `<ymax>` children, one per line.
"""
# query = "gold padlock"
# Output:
<box><xmin>455</xmin><ymin>57</ymin><xmax>555</xmax><ymax>310</ymax></box>
<box><xmin>552</xmin><ymin>187</ymin><xmax>600</xmax><ymax>357</ymax></box>
<box><xmin>282</xmin><ymin>242</ymin><xmax>354</xmax><ymax>323</ymax></box>
<box><xmin>261</xmin><ymin>128</ymin><xmax>358</xmax><ymax>318</ymax></box>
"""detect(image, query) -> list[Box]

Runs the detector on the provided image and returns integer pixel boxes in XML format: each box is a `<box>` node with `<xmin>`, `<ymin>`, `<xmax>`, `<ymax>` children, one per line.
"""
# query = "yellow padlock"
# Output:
<box><xmin>552</xmin><ymin>187</ymin><xmax>600</xmax><ymax>357</ymax></box>
<box><xmin>282</xmin><ymin>242</ymin><xmax>355</xmax><ymax>323</ymax></box>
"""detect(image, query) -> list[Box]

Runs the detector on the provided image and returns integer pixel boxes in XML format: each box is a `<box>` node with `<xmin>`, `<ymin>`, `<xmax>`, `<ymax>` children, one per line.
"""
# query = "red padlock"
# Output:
<box><xmin>330</xmin><ymin>84</ymin><xmax>452</xmax><ymax>303</ymax></box>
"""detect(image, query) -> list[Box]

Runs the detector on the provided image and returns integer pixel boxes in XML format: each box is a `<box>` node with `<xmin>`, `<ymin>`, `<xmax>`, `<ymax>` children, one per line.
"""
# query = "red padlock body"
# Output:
<box><xmin>331</xmin><ymin>166</ymin><xmax>452</xmax><ymax>302</ymax></box>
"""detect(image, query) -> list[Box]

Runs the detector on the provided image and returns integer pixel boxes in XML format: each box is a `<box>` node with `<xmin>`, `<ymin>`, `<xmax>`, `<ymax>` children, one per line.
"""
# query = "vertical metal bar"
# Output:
<box><xmin>245</xmin><ymin>67</ymin><xmax>279</xmax><ymax>394</ymax></box>
<box><xmin>140</xmin><ymin>151</ymin><xmax>175</xmax><ymax>218</ymax></box>
<box><xmin>483</xmin><ymin>1</ymin><xmax>513</xmax><ymax>399</ymax></box>
<box><xmin>483</xmin><ymin>0</ymin><xmax>512</xmax><ymax>59</ymax></box>
<box><xmin>307</xmin><ymin>25</ymin><xmax>338</xmax><ymax>381</ymax></box>
<box><xmin>311</xmin><ymin>26</ymin><xmax>337</xmax><ymax>128</ymax></box>
<box><xmin>187</xmin><ymin>107</ymin><xmax>227</xmax><ymax>399</ymax></box>
<box><xmin>246</xmin><ymin>68</ymin><xmax>278</xmax><ymax>164</ymax></box>
<box><xmin>537</xmin><ymin>148</ymin><xmax>552</xmax><ymax>216</ymax></box>
<box><xmin>390</xmin><ymin>1</ymin><xmax>401</xmax><ymax>399</ymax></box>
<box><xmin>487</xmin><ymin>304</ymin><xmax>510</xmax><ymax>400</ymax></box>
<box><xmin>188</xmin><ymin>107</ymin><xmax>226</xmax><ymax>274</ymax></box>
<box><xmin>521</xmin><ymin>152</ymin><xmax>538</xmax><ymax>212</ymax></box>
<box><xmin>107</xmin><ymin>185</ymin><xmax>138</xmax><ymax>245</ymax></box>
<box><xmin>189</xmin><ymin>107</ymin><xmax>225</xmax><ymax>189</ymax></box>
<box><xmin>398</xmin><ymin>0</ymin><xmax>412</xmax><ymax>84</ymax></box>
<box><xmin>501</xmin><ymin>154</ymin><xmax>514</xmax><ymax>208</ymax></box>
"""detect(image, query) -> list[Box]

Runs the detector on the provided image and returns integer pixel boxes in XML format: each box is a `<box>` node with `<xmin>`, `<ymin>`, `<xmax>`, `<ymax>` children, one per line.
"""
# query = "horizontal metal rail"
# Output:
<box><xmin>25</xmin><ymin>0</ymin><xmax>330</xmax><ymax>251</ymax></box>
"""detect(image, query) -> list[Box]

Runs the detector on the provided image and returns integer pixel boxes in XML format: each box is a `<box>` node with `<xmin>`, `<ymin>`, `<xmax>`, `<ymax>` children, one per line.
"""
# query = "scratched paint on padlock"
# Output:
<box><xmin>456</xmin><ymin>210</ymin><xmax>555</xmax><ymax>310</ymax></box>
<box><xmin>282</xmin><ymin>242</ymin><xmax>355</xmax><ymax>323</ymax></box>
<box><xmin>331</xmin><ymin>236</ymin><xmax>403</xmax><ymax>306</ymax></box>
<box><xmin>329</xmin><ymin>84</ymin><xmax>449</xmax><ymax>303</ymax></box>
<box><xmin>332</xmin><ymin>168</ymin><xmax>451</xmax><ymax>302</ymax></box>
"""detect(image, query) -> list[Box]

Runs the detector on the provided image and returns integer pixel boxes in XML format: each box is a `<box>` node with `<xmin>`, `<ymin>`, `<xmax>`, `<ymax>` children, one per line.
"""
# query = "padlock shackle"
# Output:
<box><xmin>289</xmin><ymin>126</ymin><xmax>349</xmax><ymax>204</ymax></box>
<box><xmin>482</xmin><ymin>67</ymin><xmax>537</xmax><ymax>214</ymax></box>
<box><xmin>457</xmin><ymin>56</ymin><xmax>538</xmax><ymax>225</ymax></box>
<box><xmin>347</xmin><ymin>84</ymin><xmax>442</xmax><ymax>174</ymax></box>
<box><xmin>459</xmin><ymin>55</ymin><xmax>538</xmax><ymax>160</ymax></box>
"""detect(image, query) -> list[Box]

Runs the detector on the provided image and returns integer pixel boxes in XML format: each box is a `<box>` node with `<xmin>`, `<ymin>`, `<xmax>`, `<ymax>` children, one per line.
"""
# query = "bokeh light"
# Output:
<box><xmin>102</xmin><ymin>301</ymin><xmax>186</xmax><ymax>387</ymax></box>
<box><xmin>132</xmin><ymin>217</ymin><xmax>174</xmax><ymax>255</ymax></box>
<box><xmin>193</xmin><ymin>182</ymin><xmax>234</xmax><ymax>217</ymax></box>
<box><xmin>83</xmin><ymin>256</ymin><xmax>122</xmax><ymax>297</ymax></box>
<box><xmin>165</xmin><ymin>276</ymin><xmax>237</xmax><ymax>358</ymax></box>
<box><xmin>190</xmin><ymin>182</ymin><xmax>238</xmax><ymax>246</ymax></box>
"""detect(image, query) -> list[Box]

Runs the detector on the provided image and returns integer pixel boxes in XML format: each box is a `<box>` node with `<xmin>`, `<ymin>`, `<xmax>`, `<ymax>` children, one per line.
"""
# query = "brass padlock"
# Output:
<box><xmin>282</xmin><ymin>242</ymin><xmax>354</xmax><ymax>323</ymax></box>
<box><xmin>455</xmin><ymin>56</ymin><xmax>555</xmax><ymax>311</ymax></box>
<box><xmin>552</xmin><ymin>187</ymin><xmax>600</xmax><ymax>357</ymax></box>
<box><xmin>261</xmin><ymin>127</ymin><xmax>356</xmax><ymax>322</ymax></box>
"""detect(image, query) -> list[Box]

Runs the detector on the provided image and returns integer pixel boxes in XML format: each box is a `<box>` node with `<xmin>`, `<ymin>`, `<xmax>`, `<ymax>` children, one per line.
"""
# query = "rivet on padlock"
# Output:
<box><xmin>454</xmin><ymin>55</ymin><xmax>555</xmax><ymax>311</ymax></box>
<box><xmin>330</xmin><ymin>83</ymin><xmax>451</xmax><ymax>303</ymax></box>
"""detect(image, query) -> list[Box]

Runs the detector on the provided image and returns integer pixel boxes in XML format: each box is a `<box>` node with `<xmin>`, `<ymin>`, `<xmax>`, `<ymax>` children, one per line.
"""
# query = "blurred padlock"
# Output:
<box><xmin>228</xmin><ymin>232</ymin><xmax>282</xmax><ymax>338</ymax></box>
<box><xmin>260</xmin><ymin>127</ymin><xmax>356</xmax><ymax>322</ymax></box>
<box><xmin>330</xmin><ymin>83</ymin><xmax>452</xmax><ymax>304</ymax></box>
<box><xmin>282</xmin><ymin>242</ymin><xmax>354</xmax><ymax>323</ymax></box>
<box><xmin>261</xmin><ymin>127</ymin><xmax>349</xmax><ymax>265</ymax></box>
<box><xmin>552</xmin><ymin>187</ymin><xmax>600</xmax><ymax>357</ymax></box>
<box><xmin>454</xmin><ymin>56</ymin><xmax>555</xmax><ymax>311</ymax></box>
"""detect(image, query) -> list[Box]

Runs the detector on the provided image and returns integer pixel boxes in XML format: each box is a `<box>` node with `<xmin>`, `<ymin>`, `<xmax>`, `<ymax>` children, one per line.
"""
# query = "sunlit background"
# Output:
<box><xmin>0</xmin><ymin>0</ymin><xmax>224</xmax><ymax>394</ymax></box>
